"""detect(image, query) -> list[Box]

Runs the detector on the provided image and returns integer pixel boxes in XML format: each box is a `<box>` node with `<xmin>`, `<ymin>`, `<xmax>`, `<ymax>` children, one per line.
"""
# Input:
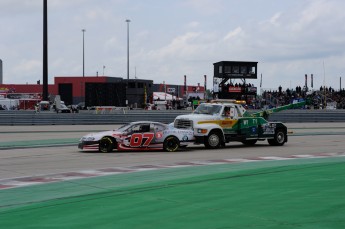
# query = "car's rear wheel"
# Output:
<box><xmin>99</xmin><ymin>136</ymin><xmax>115</xmax><ymax>152</ymax></box>
<box><xmin>204</xmin><ymin>131</ymin><xmax>222</xmax><ymax>149</ymax></box>
<box><xmin>241</xmin><ymin>140</ymin><xmax>257</xmax><ymax>146</ymax></box>
<box><xmin>268</xmin><ymin>129</ymin><xmax>286</xmax><ymax>146</ymax></box>
<box><xmin>163</xmin><ymin>136</ymin><xmax>180</xmax><ymax>152</ymax></box>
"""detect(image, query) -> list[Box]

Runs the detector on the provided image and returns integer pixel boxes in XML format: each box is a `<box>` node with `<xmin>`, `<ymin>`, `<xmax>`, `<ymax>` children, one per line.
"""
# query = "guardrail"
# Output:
<box><xmin>0</xmin><ymin>110</ymin><xmax>191</xmax><ymax>125</ymax></box>
<box><xmin>0</xmin><ymin>109</ymin><xmax>345</xmax><ymax>125</ymax></box>
<box><xmin>94</xmin><ymin>106</ymin><xmax>128</xmax><ymax>114</ymax></box>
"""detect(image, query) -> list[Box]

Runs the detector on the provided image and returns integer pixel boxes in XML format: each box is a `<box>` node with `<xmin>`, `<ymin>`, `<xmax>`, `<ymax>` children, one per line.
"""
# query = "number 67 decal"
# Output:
<box><xmin>130</xmin><ymin>133</ymin><xmax>154</xmax><ymax>147</ymax></box>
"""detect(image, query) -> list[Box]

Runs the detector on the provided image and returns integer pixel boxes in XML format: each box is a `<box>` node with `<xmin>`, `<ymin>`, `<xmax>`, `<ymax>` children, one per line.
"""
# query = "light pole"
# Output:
<box><xmin>82</xmin><ymin>29</ymin><xmax>86</xmax><ymax>77</ymax></box>
<box><xmin>125</xmin><ymin>19</ymin><xmax>130</xmax><ymax>81</ymax></box>
<box><xmin>43</xmin><ymin>0</ymin><xmax>48</xmax><ymax>101</ymax></box>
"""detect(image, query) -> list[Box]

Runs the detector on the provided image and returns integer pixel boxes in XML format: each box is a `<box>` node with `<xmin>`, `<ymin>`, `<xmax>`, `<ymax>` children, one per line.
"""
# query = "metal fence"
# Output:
<box><xmin>0</xmin><ymin>109</ymin><xmax>344</xmax><ymax>126</ymax></box>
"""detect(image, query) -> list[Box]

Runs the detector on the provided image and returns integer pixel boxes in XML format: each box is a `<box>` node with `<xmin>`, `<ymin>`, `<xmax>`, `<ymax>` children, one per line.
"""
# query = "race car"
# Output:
<box><xmin>78</xmin><ymin>121</ymin><xmax>194</xmax><ymax>152</ymax></box>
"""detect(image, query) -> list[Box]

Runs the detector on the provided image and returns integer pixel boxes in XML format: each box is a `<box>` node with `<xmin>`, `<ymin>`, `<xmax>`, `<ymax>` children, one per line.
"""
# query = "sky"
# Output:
<box><xmin>0</xmin><ymin>0</ymin><xmax>345</xmax><ymax>92</ymax></box>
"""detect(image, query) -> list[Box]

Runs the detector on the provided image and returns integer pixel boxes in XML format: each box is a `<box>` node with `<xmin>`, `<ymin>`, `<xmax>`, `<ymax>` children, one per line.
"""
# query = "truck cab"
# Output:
<box><xmin>174</xmin><ymin>100</ymin><xmax>288</xmax><ymax>149</ymax></box>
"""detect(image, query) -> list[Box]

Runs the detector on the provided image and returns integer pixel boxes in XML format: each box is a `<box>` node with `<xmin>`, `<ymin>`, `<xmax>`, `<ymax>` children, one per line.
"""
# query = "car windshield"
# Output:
<box><xmin>193</xmin><ymin>104</ymin><xmax>222</xmax><ymax>115</ymax></box>
<box><xmin>115</xmin><ymin>124</ymin><xmax>131</xmax><ymax>132</ymax></box>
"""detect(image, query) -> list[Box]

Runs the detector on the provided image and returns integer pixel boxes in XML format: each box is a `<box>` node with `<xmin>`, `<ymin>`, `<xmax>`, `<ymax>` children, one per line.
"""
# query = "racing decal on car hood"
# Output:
<box><xmin>84</xmin><ymin>130</ymin><xmax>115</xmax><ymax>140</ymax></box>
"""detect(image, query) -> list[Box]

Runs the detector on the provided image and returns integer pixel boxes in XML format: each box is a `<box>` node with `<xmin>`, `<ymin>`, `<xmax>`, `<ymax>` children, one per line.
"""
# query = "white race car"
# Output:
<box><xmin>78</xmin><ymin>121</ymin><xmax>194</xmax><ymax>152</ymax></box>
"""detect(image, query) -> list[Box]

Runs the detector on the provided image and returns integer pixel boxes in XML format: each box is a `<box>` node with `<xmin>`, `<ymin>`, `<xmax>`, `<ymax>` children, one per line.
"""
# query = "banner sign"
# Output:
<box><xmin>228</xmin><ymin>86</ymin><xmax>242</xmax><ymax>93</ymax></box>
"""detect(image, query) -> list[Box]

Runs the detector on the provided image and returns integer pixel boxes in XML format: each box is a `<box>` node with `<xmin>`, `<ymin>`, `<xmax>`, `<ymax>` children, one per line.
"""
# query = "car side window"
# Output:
<box><xmin>127</xmin><ymin>124</ymin><xmax>139</xmax><ymax>133</ymax></box>
<box><xmin>138</xmin><ymin>124</ymin><xmax>150</xmax><ymax>133</ymax></box>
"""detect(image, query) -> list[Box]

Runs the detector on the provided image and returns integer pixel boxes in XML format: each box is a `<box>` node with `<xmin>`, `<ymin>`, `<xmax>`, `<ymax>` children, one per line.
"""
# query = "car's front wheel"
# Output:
<box><xmin>163</xmin><ymin>136</ymin><xmax>180</xmax><ymax>152</ymax></box>
<box><xmin>99</xmin><ymin>137</ymin><xmax>115</xmax><ymax>152</ymax></box>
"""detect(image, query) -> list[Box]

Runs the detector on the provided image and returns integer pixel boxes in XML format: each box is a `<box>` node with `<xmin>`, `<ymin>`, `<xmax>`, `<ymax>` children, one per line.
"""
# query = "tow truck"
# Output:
<box><xmin>173</xmin><ymin>99</ymin><xmax>305</xmax><ymax>148</ymax></box>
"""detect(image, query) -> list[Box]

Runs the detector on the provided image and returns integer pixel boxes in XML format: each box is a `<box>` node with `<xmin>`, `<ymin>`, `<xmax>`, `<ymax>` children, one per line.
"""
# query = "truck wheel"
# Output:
<box><xmin>241</xmin><ymin>140</ymin><xmax>257</xmax><ymax>146</ymax></box>
<box><xmin>163</xmin><ymin>136</ymin><xmax>180</xmax><ymax>152</ymax></box>
<box><xmin>99</xmin><ymin>137</ymin><xmax>115</xmax><ymax>152</ymax></box>
<box><xmin>205</xmin><ymin>131</ymin><xmax>222</xmax><ymax>149</ymax></box>
<box><xmin>268</xmin><ymin>129</ymin><xmax>286</xmax><ymax>146</ymax></box>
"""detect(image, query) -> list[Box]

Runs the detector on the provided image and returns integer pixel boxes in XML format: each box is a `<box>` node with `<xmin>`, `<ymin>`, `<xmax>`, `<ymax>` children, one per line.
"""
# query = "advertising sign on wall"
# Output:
<box><xmin>228</xmin><ymin>86</ymin><xmax>242</xmax><ymax>93</ymax></box>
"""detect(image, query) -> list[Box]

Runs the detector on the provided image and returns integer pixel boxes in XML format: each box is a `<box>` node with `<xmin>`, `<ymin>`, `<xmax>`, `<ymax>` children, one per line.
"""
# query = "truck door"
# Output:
<box><xmin>222</xmin><ymin>106</ymin><xmax>237</xmax><ymax>134</ymax></box>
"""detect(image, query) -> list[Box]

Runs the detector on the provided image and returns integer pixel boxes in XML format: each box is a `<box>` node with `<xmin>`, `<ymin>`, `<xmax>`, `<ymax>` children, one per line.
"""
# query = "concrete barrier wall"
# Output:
<box><xmin>0</xmin><ymin>109</ymin><xmax>344</xmax><ymax>125</ymax></box>
<box><xmin>268</xmin><ymin>110</ymin><xmax>345</xmax><ymax>123</ymax></box>
<box><xmin>0</xmin><ymin>110</ymin><xmax>190</xmax><ymax>125</ymax></box>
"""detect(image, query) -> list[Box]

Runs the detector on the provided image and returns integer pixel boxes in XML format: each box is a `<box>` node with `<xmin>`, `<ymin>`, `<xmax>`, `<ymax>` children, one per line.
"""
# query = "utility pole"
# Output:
<box><xmin>82</xmin><ymin>29</ymin><xmax>86</xmax><ymax>77</ymax></box>
<box><xmin>42</xmin><ymin>0</ymin><xmax>48</xmax><ymax>101</ymax></box>
<box><xmin>125</xmin><ymin>19</ymin><xmax>130</xmax><ymax>81</ymax></box>
<box><xmin>125</xmin><ymin>19</ymin><xmax>130</xmax><ymax>107</ymax></box>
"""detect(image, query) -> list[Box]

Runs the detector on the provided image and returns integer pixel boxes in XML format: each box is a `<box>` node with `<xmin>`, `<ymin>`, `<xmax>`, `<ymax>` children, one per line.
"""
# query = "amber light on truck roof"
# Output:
<box><xmin>210</xmin><ymin>99</ymin><xmax>246</xmax><ymax>104</ymax></box>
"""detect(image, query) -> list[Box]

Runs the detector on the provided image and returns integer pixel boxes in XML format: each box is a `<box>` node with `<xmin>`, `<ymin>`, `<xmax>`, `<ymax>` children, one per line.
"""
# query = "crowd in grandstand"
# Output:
<box><xmin>261</xmin><ymin>86</ymin><xmax>345</xmax><ymax>109</ymax></box>
<box><xmin>1</xmin><ymin>84</ymin><xmax>345</xmax><ymax>110</ymax></box>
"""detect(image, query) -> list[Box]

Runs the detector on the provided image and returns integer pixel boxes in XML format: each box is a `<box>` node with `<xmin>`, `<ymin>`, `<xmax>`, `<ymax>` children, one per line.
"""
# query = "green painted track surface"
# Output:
<box><xmin>0</xmin><ymin>138</ymin><xmax>78</xmax><ymax>148</ymax></box>
<box><xmin>1</xmin><ymin>157</ymin><xmax>344</xmax><ymax>229</ymax></box>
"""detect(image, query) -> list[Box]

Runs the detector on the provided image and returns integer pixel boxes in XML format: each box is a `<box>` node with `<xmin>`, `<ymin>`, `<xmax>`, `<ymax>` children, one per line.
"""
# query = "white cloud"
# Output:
<box><xmin>269</xmin><ymin>12</ymin><xmax>282</xmax><ymax>26</ymax></box>
<box><xmin>223</xmin><ymin>27</ymin><xmax>243</xmax><ymax>41</ymax></box>
<box><xmin>186</xmin><ymin>21</ymin><xmax>200</xmax><ymax>29</ymax></box>
<box><xmin>105</xmin><ymin>37</ymin><xmax>119</xmax><ymax>50</ymax></box>
<box><xmin>182</xmin><ymin>0</ymin><xmax>224</xmax><ymax>15</ymax></box>
<box><xmin>147</xmin><ymin>32</ymin><xmax>202</xmax><ymax>60</ymax></box>
<box><xmin>290</xmin><ymin>0</ymin><xmax>345</xmax><ymax>32</ymax></box>
<box><xmin>20</xmin><ymin>59</ymin><xmax>41</xmax><ymax>71</ymax></box>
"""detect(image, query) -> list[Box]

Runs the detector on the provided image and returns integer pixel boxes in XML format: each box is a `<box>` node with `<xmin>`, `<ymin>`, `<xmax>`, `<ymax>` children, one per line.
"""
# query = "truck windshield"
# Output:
<box><xmin>194</xmin><ymin>104</ymin><xmax>222</xmax><ymax>115</ymax></box>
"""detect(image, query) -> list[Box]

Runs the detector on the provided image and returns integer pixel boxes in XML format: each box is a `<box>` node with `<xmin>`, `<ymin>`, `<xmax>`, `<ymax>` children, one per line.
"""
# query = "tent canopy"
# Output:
<box><xmin>153</xmin><ymin>92</ymin><xmax>182</xmax><ymax>101</ymax></box>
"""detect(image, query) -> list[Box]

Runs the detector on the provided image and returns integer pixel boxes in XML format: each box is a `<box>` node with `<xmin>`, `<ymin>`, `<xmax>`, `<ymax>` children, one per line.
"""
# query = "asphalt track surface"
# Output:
<box><xmin>0</xmin><ymin>123</ymin><xmax>345</xmax><ymax>228</ymax></box>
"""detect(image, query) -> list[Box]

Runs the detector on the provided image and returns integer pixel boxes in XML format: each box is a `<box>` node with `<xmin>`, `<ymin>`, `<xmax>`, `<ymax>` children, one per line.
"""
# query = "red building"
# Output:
<box><xmin>0</xmin><ymin>76</ymin><xmax>122</xmax><ymax>106</ymax></box>
<box><xmin>0</xmin><ymin>76</ymin><xmax>205</xmax><ymax>109</ymax></box>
